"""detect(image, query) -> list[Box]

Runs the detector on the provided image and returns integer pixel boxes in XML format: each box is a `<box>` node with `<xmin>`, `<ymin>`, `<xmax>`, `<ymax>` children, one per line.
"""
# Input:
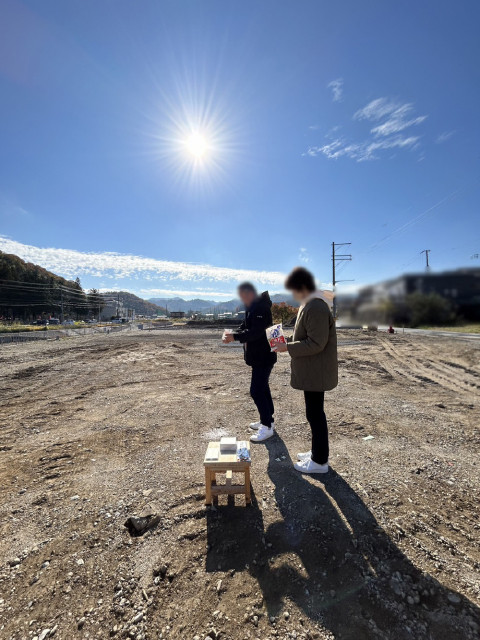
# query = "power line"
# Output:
<box><xmin>0</xmin><ymin>279</ymin><xmax>111</xmax><ymax>298</ymax></box>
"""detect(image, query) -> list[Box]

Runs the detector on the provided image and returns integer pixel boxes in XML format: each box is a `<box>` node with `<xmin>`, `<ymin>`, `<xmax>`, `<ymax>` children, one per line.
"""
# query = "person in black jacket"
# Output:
<box><xmin>223</xmin><ymin>282</ymin><xmax>277</xmax><ymax>442</ymax></box>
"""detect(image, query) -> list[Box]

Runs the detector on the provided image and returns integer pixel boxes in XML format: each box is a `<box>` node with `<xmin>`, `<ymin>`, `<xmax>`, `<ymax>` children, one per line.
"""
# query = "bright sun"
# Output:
<box><xmin>185</xmin><ymin>132</ymin><xmax>209</xmax><ymax>159</ymax></box>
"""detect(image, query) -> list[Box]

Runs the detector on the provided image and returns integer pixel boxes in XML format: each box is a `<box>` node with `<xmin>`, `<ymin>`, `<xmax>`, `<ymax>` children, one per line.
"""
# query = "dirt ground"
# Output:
<box><xmin>0</xmin><ymin>328</ymin><xmax>479</xmax><ymax>640</ymax></box>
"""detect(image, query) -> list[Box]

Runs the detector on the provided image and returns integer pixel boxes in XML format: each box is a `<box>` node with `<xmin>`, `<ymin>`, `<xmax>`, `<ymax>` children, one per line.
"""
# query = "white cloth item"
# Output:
<box><xmin>298</xmin><ymin>289</ymin><xmax>334</xmax><ymax>314</ymax></box>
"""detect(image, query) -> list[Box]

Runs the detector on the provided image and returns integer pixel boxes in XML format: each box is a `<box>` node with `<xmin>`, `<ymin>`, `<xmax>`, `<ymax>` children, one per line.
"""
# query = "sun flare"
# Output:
<box><xmin>185</xmin><ymin>132</ymin><xmax>209</xmax><ymax>159</ymax></box>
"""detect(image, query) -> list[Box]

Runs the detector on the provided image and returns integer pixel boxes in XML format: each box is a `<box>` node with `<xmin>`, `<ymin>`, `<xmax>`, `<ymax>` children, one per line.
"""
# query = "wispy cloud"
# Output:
<box><xmin>327</xmin><ymin>78</ymin><xmax>344</xmax><ymax>102</ymax></box>
<box><xmin>436</xmin><ymin>130</ymin><xmax>455</xmax><ymax>144</ymax></box>
<box><xmin>299</xmin><ymin>247</ymin><xmax>311</xmax><ymax>263</ymax></box>
<box><xmin>0</xmin><ymin>236</ymin><xmax>286</xmax><ymax>287</ymax></box>
<box><xmin>354</xmin><ymin>98</ymin><xmax>427</xmax><ymax>137</ymax></box>
<box><xmin>353</xmin><ymin>98</ymin><xmax>400</xmax><ymax>121</ymax></box>
<box><xmin>305</xmin><ymin>96</ymin><xmax>427</xmax><ymax>162</ymax></box>
<box><xmin>307</xmin><ymin>134</ymin><xmax>420</xmax><ymax>162</ymax></box>
<box><xmin>0</xmin><ymin>197</ymin><xmax>33</xmax><ymax>220</ymax></box>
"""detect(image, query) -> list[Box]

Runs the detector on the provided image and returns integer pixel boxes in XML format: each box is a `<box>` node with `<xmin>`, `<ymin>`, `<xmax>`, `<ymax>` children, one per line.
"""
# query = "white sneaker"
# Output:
<box><xmin>250</xmin><ymin>425</ymin><xmax>275</xmax><ymax>442</ymax></box>
<box><xmin>250</xmin><ymin>421</ymin><xmax>275</xmax><ymax>430</ymax></box>
<box><xmin>297</xmin><ymin>451</ymin><xmax>312</xmax><ymax>461</ymax></box>
<box><xmin>294</xmin><ymin>458</ymin><xmax>329</xmax><ymax>474</ymax></box>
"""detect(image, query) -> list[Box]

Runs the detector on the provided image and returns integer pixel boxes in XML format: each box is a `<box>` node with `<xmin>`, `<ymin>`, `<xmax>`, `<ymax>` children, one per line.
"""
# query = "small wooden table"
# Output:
<box><xmin>204</xmin><ymin>441</ymin><xmax>251</xmax><ymax>506</ymax></box>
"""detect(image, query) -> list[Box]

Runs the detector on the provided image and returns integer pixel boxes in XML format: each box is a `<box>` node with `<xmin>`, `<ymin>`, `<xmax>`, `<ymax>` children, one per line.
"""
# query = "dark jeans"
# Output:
<box><xmin>250</xmin><ymin>366</ymin><xmax>274</xmax><ymax>427</ymax></box>
<box><xmin>304</xmin><ymin>390</ymin><xmax>329</xmax><ymax>464</ymax></box>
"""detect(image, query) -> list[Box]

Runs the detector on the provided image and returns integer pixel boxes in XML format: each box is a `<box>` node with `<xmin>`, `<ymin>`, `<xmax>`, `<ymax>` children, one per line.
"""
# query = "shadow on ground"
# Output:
<box><xmin>206</xmin><ymin>434</ymin><xmax>479</xmax><ymax>639</ymax></box>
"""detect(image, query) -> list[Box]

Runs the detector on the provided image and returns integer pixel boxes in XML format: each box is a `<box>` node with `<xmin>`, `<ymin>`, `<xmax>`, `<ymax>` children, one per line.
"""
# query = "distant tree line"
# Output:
<box><xmin>0</xmin><ymin>251</ymin><xmax>104</xmax><ymax>322</ymax></box>
<box><xmin>382</xmin><ymin>292</ymin><xmax>456</xmax><ymax>327</ymax></box>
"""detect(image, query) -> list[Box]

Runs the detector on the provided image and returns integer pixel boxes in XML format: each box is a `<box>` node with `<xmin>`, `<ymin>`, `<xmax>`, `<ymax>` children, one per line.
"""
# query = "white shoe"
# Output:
<box><xmin>250</xmin><ymin>421</ymin><xmax>275</xmax><ymax>430</ymax></box>
<box><xmin>250</xmin><ymin>425</ymin><xmax>275</xmax><ymax>442</ymax></box>
<box><xmin>297</xmin><ymin>451</ymin><xmax>312</xmax><ymax>461</ymax></box>
<box><xmin>294</xmin><ymin>458</ymin><xmax>329</xmax><ymax>474</ymax></box>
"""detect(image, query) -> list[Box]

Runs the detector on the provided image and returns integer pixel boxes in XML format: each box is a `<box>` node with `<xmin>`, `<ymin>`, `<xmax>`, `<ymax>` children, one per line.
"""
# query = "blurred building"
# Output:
<box><xmin>100</xmin><ymin>299</ymin><xmax>126</xmax><ymax>321</ymax></box>
<box><xmin>354</xmin><ymin>267</ymin><xmax>480</xmax><ymax>321</ymax></box>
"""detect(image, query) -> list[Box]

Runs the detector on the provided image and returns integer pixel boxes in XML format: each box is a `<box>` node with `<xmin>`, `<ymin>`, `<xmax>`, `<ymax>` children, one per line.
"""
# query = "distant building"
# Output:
<box><xmin>100</xmin><ymin>300</ymin><xmax>126</xmax><ymax>321</ymax></box>
<box><xmin>169</xmin><ymin>311</ymin><xmax>185</xmax><ymax>319</ymax></box>
<box><xmin>355</xmin><ymin>268</ymin><xmax>480</xmax><ymax>321</ymax></box>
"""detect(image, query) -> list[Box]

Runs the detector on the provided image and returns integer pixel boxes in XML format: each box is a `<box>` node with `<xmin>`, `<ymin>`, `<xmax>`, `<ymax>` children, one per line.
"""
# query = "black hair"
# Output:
<box><xmin>285</xmin><ymin>267</ymin><xmax>316</xmax><ymax>292</ymax></box>
<box><xmin>237</xmin><ymin>281</ymin><xmax>257</xmax><ymax>294</ymax></box>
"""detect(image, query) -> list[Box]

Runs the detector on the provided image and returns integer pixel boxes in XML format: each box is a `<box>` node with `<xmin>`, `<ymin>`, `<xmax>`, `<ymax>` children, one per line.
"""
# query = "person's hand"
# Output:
<box><xmin>273</xmin><ymin>343</ymin><xmax>288</xmax><ymax>353</ymax></box>
<box><xmin>223</xmin><ymin>333</ymin><xmax>235</xmax><ymax>343</ymax></box>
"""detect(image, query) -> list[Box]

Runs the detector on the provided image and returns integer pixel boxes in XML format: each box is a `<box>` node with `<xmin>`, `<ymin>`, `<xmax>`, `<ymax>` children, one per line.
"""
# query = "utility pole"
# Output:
<box><xmin>60</xmin><ymin>288</ymin><xmax>64</xmax><ymax>324</ymax></box>
<box><xmin>331</xmin><ymin>242</ymin><xmax>352</xmax><ymax>320</ymax></box>
<box><xmin>421</xmin><ymin>249</ymin><xmax>431</xmax><ymax>272</ymax></box>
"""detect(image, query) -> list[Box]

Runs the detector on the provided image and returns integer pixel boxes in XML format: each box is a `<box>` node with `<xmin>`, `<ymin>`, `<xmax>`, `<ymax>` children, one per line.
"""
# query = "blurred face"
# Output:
<box><xmin>238</xmin><ymin>288</ymin><xmax>256</xmax><ymax>307</ymax></box>
<box><xmin>291</xmin><ymin>287</ymin><xmax>310</xmax><ymax>303</ymax></box>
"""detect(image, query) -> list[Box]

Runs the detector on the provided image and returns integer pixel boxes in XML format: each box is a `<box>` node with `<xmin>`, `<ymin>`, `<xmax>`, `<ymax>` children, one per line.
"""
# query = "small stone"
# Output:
<box><xmin>70</xmin><ymin>495</ymin><xmax>80</xmax><ymax>501</ymax></box>
<box><xmin>447</xmin><ymin>593</ymin><xmax>460</xmax><ymax>604</ymax></box>
<box><xmin>132</xmin><ymin>612</ymin><xmax>143</xmax><ymax>623</ymax></box>
<box><xmin>77</xmin><ymin>617</ymin><xmax>86</xmax><ymax>629</ymax></box>
<box><xmin>284</xmin><ymin>611</ymin><xmax>290</xmax><ymax>620</ymax></box>
<box><xmin>41</xmin><ymin>561</ymin><xmax>50</xmax><ymax>569</ymax></box>
<box><xmin>76</xmin><ymin>558</ymin><xmax>84</xmax><ymax>566</ymax></box>
<box><xmin>38</xmin><ymin>630</ymin><xmax>50</xmax><ymax>640</ymax></box>
<box><xmin>216</xmin><ymin>579</ymin><xmax>222</xmax><ymax>593</ymax></box>
<box><xmin>9</xmin><ymin>557</ymin><xmax>21</xmax><ymax>567</ymax></box>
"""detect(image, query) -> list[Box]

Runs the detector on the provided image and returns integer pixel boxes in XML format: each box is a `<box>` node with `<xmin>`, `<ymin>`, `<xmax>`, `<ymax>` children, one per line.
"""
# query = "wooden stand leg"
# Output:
<box><xmin>244</xmin><ymin>466</ymin><xmax>251</xmax><ymax>505</ymax></box>
<box><xmin>211</xmin><ymin>471</ymin><xmax>218</xmax><ymax>506</ymax></box>
<box><xmin>205</xmin><ymin>468</ymin><xmax>212</xmax><ymax>505</ymax></box>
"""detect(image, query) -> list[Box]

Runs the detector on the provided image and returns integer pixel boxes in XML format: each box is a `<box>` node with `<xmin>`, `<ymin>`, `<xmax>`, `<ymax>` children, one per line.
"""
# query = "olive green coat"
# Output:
<box><xmin>287</xmin><ymin>298</ymin><xmax>338</xmax><ymax>392</ymax></box>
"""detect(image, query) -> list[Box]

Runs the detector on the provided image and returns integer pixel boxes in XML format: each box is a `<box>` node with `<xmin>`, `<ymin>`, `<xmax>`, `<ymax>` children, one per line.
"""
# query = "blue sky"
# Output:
<box><xmin>0</xmin><ymin>0</ymin><xmax>479</xmax><ymax>299</ymax></box>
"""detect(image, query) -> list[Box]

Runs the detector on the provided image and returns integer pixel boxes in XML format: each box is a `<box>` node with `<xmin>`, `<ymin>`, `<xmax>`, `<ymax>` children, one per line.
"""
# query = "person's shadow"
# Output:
<box><xmin>206</xmin><ymin>434</ymin><xmax>480</xmax><ymax>639</ymax></box>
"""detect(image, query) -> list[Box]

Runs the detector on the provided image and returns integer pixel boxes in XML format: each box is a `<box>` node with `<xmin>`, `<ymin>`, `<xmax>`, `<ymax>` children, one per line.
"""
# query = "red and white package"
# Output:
<box><xmin>266</xmin><ymin>323</ymin><xmax>286</xmax><ymax>350</ymax></box>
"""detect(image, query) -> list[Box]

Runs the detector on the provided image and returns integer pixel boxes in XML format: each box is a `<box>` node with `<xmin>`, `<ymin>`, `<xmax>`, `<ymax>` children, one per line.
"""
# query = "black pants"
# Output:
<box><xmin>304</xmin><ymin>391</ymin><xmax>329</xmax><ymax>464</ymax></box>
<box><xmin>250</xmin><ymin>366</ymin><xmax>274</xmax><ymax>427</ymax></box>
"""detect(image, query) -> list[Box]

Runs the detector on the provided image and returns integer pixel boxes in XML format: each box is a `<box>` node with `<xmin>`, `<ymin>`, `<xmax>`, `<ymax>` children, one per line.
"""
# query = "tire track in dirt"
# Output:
<box><xmin>380</xmin><ymin>338</ymin><xmax>477</xmax><ymax>395</ymax></box>
<box><xmin>377</xmin><ymin>340</ymin><xmax>435</xmax><ymax>388</ymax></box>
<box><xmin>403</xmin><ymin>339</ymin><xmax>480</xmax><ymax>391</ymax></box>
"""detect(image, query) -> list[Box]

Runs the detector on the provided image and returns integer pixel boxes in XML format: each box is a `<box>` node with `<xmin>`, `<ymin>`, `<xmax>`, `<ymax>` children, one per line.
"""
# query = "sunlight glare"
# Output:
<box><xmin>185</xmin><ymin>132</ymin><xmax>209</xmax><ymax>159</ymax></box>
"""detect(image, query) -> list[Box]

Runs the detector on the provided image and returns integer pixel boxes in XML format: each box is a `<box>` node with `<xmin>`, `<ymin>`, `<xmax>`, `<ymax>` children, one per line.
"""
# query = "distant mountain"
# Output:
<box><xmin>270</xmin><ymin>293</ymin><xmax>298</xmax><ymax>306</ymax></box>
<box><xmin>148</xmin><ymin>297</ymin><xmax>238</xmax><ymax>313</ymax></box>
<box><xmin>104</xmin><ymin>291</ymin><xmax>166</xmax><ymax>316</ymax></box>
<box><xmin>148</xmin><ymin>293</ymin><xmax>298</xmax><ymax>313</ymax></box>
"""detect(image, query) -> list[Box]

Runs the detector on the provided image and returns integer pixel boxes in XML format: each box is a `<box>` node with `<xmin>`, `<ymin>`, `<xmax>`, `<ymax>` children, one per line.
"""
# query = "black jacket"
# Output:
<box><xmin>233</xmin><ymin>291</ymin><xmax>277</xmax><ymax>367</ymax></box>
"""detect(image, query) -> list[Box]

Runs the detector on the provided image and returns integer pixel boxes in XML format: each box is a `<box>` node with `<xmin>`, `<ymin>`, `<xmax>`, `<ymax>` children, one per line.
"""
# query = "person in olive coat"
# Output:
<box><xmin>273</xmin><ymin>267</ymin><xmax>338</xmax><ymax>474</ymax></box>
